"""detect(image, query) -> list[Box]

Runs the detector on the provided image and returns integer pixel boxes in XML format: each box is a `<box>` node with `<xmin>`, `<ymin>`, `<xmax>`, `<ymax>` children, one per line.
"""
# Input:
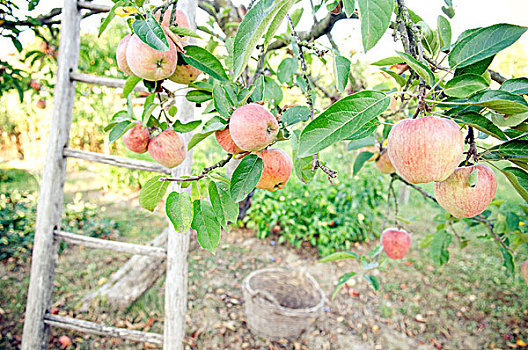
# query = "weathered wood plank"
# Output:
<box><xmin>21</xmin><ymin>0</ymin><xmax>82</xmax><ymax>348</ymax></box>
<box><xmin>77</xmin><ymin>1</ymin><xmax>111</xmax><ymax>12</ymax></box>
<box><xmin>64</xmin><ymin>148</ymin><xmax>171</xmax><ymax>174</ymax></box>
<box><xmin>43</xmin><ymin>314</ymin><xmax>163</xmax><ymax>344</ymax></box>
<box><xmin>54</xmin><ymin>230</ymin><xmax>167</xmax><ymax>258</ymax></box>
<box><xmin>70</xmin><ymin>72</ymin><xmax>147</xmax><ymax>92</ymax></box>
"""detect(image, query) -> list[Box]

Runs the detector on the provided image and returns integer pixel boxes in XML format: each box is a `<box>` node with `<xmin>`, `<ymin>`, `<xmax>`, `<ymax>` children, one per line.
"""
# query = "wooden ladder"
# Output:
<box><xmin>21</xmin><ymin>0</ymin><xmax>196</xmax><ymax>348</ymax></box>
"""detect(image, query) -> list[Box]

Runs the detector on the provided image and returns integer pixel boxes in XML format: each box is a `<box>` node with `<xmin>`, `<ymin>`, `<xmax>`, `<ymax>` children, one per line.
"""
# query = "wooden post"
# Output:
<box><xmin>164</xmin><ymin>0</ymin><xmax>197</xmax><ymax>348</ymax></box>
<box><xmin>21</xmin><ymin>0</ymin><xmax>81</xmax><ymax>348</ymax></box>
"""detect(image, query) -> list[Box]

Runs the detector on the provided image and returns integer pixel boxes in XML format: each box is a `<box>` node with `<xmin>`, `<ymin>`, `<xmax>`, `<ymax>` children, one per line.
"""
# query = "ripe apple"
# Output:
<box><xmin>126</xmin><ymin>34</ymin><xmax>177</xmax><ymax>81</ymax></box>
<box><xmin>215</xmin><ymin>127</ymin><xmax>244</xmax><ymax>154</ymax></box>
<box><xmin>381</xmin><ymin>228</ymin><xmax>412</xmax><ymax>259</ymax></box>
<box><xmin>116</xmin><ymin>34</ymin><xmax>135</xmax><ymax>76</ymax></box>
<box><xmin>36</xmin><ymin>99</ymin><xmax>46</xmax><ymax>109</ymax></box>
<box><xmin>375</xmin><ymin>148</ymin><xmax>396</xmax><ymax>174</ymax></box>
<box><xmin>58</xmin><ymin>335</ymin><xmax>71</xmax><ymax>348</ymax></box>
<box><xmin>169</xmin><ymin>43</ymin><xmax>202</xmax><ymax>84</ymax></box>
<box><xmin>387</xmin><ymin>116</ymin><xmax>463</xmax><ymax>184</ymax></box>
<box><xmin>123</xmin><ymin>122</ymin><xmax>149</xmax><ymax>153</ymax></box>
<box><xmin>29</xmin><ymin>80</ymin><xmax>42</xmax><ymax>91</ymax></box>
<box><xmin>521</xmin><ymin>260</ymin><xmax>528</xmax><ymax>286</ymax></box>
<box><xmin>148</xmin><ymin>129</ymin><xmax>187</xmax><ymax>168</ymax></box>
<box><xmin>255</xmin><ymin>148</ymin><xmax>293</xmax><ymax>191</ymax></box>
<box><xmin>433</xmin><ymin>164</ymin><xmax>497</xmax><ymax>218</ymax></box>
<box><xmin>229</xmin><ymin>103</ymin><xmax>279</xmax><ymax>151</ymax></box>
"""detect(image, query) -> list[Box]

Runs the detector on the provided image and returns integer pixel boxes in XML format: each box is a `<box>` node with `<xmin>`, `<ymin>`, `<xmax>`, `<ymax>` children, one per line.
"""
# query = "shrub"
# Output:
<box><xmin>244</xmin><ymin>166</ymin><xmax>386</xmax><ymax>256</ymax></box>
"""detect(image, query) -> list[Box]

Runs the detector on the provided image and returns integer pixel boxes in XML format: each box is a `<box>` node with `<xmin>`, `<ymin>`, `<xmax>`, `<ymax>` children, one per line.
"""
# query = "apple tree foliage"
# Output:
<box><xmin>74</xmin><ymin>0</ymin><xmax>528</xmax><ymax>292</ymax></box>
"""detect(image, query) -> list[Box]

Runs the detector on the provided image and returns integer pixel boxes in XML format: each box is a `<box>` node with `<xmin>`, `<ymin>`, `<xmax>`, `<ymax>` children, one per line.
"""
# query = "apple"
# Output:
<box><xmin>521</xmin><ymin>260</ymin><xmax>528</xmax><ymax>286</ymax></box>
<box><xmin>375</xmin><ymin>148</ymin><xmax>396</xmax><ymax>174</ymax></box>
<box><xmin>215</xmin><ymin>127</ymin><xmax>244</xmax><ymax>154</ymax></box>
<box><xmin>381</xmin><ymin>228</ymin><xmax>412</xmax><ymax>259</ymax></box>
<box><xmin>123</xmin><ymin>122</ymin><xmax>149</xmax><ymax>153</ymax></box>
<box><xmin>58</xmin><ymin>335</ymin><xmax>71</xmax><ymax>348</ymax></box>
<box><xmin>229</xmin><ymin>103</ymin><xmax>279</xmax><ymax>151</ymax></box>
<box><xmin>126</xmin><ymin>34</ymin><xmax>178</xmax><ymax>81</ymax></box>
<box><xmin>433</xmin><ymin>164</ymin><xmax>497</xmax><ymax>218</ymax></box>
<box><xmin>148</xmin><ymin>129</ymin><xmax>187</xmax><ymax>168</ymax></box>
<box><xmin>169</xmin><ymin>43</ymin><xmax>202</xmax><ymax>84</ymax></box>
<box><xmin>255</xmin><ymin>148</ymin><xmax>293</xmax><ymax>191</ymax></box>
<box><xmin>387</xmin><ymin>116</ymin><xmax>463</xmax><ymax>184</ymax></box>
<box><xmin>29</xmin><ymin>80</ymin><xmax>42</xmax><ymax>91</ymax></box>
<box><xmin>116</xmin><ymin>34</ymin><xmax>135</xmax><ymax>76</ymax></box>
<box><xmin>36</xmin><ymin>99</ymin><xmax>46</xmax><ymax>109</ymax></box>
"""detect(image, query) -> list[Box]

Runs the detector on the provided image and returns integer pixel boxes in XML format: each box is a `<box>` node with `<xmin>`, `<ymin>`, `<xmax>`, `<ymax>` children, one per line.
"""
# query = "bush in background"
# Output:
<box><xmin>245</xmin><ymin>166</ymin><xmax>386</xmax><ymax>256</ymax></box>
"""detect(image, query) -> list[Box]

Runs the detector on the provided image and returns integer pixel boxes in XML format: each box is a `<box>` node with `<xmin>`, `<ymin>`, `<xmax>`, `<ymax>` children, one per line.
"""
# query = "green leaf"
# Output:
<box><xmin>172</xmin><ymin>120</ymin><xmax>202</xmax><ymax>133</ymax></box>
<box><xmin>490</xmin><ymin>111</ymin><xmax>528</xmax><ymax>128</ymax></box>
<box><xmin>209</xmin><ymin>181</ymin><xmax>239</xmax><ymax>229</ymax></box>
<box><xmin>233</xmin><ymin>0</ymin><xmax>281</xmax><ymax>78</ymax></box>
<box><xmin>98</xmin><ymin>1</ymin><xmax>124</xmax><ymax>37</ymax></box>
<box><xmin>380</xmin><ymin>67</ymin><xmax>406</xmax><ymax>87</ymax></box>
<box><xmin>357</xmin><ymin>0</ymin><xmax>393</xmax><ymax>52</ymax></box>
<box><xmin>122</xmin><ymin>75</ymin><xmax>142</xmax><ymax>98</ymax></box>
<box><xmin>396</xmin><ymin>51</ymin><xmax>435</xmax><ymax>85</ymax></box>
<box><xmin>291</xmin><ymin>130</ymin><xmax>314</xmax><ymax>183</ymax></box>
<box><xmin>449</xmin><ymin>24</ymin><xmax>527</xmax><ymax>68</ymax></box>
<box><xmin>169</xmin><ymin>26</ymin><xmax>202</xmax><ymax>39</ymax></box>
<box><xmin>251</xmin><ymin>75</ymin><xmax>265</xmax><ymax>102</ymax></box>
<box><xmin>320</xmin><ymin>251</ymin><xmax>359</xmax><ymax>263</ymax></box>
<box><xmin>344</xmin><ymin>118</ymin><xmax>380</xmax><ymax>140</ymax></box>
<box><xmin>499</xmin><ymin>78</ymin><xmax>528</xmax><ymax>95</ymax></box>
<box><xmin>282</xmin><ymin>105</ymin><xmax>310</xmax><ymax>127</ymax></box>
<box><xmin>501</xmin><ymin>166</ymin><xmax>528</xmax><ymax>203</ymax></box>
<box><xmin>187</xmin><ymin>117</ymin><xmax>227</xmax><ymax>150</ymax></box>
<box><xmin>500</xmin><ymin>247</ymin><xmax>515</xmax><ymax>275</ymax></box>
<box><xmin>230</xmin><ymin>154</ymin><xmax>263</xmax><ymax>202</ymax></box>
<box><xmin>132</xmin><ymin>14</ymin><xmax>170</xmax><ymax>51</ymax></box>
<box><xmin>109</xmin><ymin>120</ymin><xmax>133</xmax><ymax>143</ymax></box>
<box><xmin>444</xmin><ymin>74</ymin><xmax>488</xmax><ymax>98</ymax></box>
<box><xmin>186</xmin><ymin>90</ymin><xmax>212</xmax><ymax>103</ymax></box>
<box><xmin>166</xmin><ymin>191</ymin><xmax>193</xmax><ymax>233</ymax></box>
<box><xmin>346</xmin><ymin>136</ymin><xmax>376</xmax><ymax>151</ymax></box>
<box><xmin>191</xmin><ymin>200</ymin><xmax>221</xmax><ymax>254</ymax></box>
<box><xmin>298</xmin><ymin>90</ymin><xmax>389</xmax><ymax>157</ymax></box>
<box><xmin>277</xmin><ymin>57</ymin><xmax>299</xmax><ymax>85</ymax></box>
<box><xmin>419</xmin><ymin>21</ymin><xmax>440</xmax><ymax>56</ymax></box>
<box><xmin>430</xmin><ymin>230</ymin><xmax>452</xmax><ymax>266</ymax></box>
<box><xmin>334</xmin><ymin>55</ymin><xmax>351</xmax><ymax>92</ymax></box>
<box><xmin>342</xmin><ymin>0</ymin><xmax>355</xmax><ymax>17</ymax></box>
<box><xmin>455</xmin><ymin>112</ymin><xmax>507</xmax><ymax>140</ymax></box>
<box><xmin>332</xmin><ymin>272</ymin><xmax>356</xmax><ymax>300</ymax></box>
<box><xmin>353</xmin><ymin>152</ymin><xmax>374</xmax><ymax>175</ymax></box>
<box><xmin>213</xmin><ymin>84</ymin><xmax>235</xmax><ymax>118</ymax></box>
<box><xmin>437</xmin><ymin>15</ymin><xmax>451</xmax><ymax>51</ymax></box>
<box><xmin>182</xmin><ymin>45</ymin><xmax>229</xmax><ymax>81</ymax></box>
<box><xmin>363</xmin><ymin>274</ymin><xmax>380</xmax><ymax>290</ymax></box>
<box><xmin>468</xmin><ymin>167</ymin><xmax>478</xmax><ymax>187</ymax></box>
<box><xmin>370</xmin><ymin>56</ymin><xmax>403</xmax><ymax>66</ymax></box>
<box><xmin>141</xmin><ymin>103</ymin><xmax>158</xmax><ymax>123</ymax></box>
<box><xmin>454</xmin><ymin>56</ymin><xmax>494</xmax><ymax>77</ymax></box>
<box><xmin>483</xmin><ymin>140</ymin><xmax>528</xmax><ymax>161</ymax></box>
<box><xmin>139</xmin><ymin>176</ymin><xmax>170</xmax><ymax>212</ymax></box>
<box><xmin>469</xmin><ymin>90</ymin><xmax>528</xmax><ymax>115</ymax></box>
<box><xmin>264</xmin><ymin>76</ymin><xmax>283</xmax><ymax>106</ymax></box>
<box><xmin>262</xmin><ymin>0</ymin><xmax>295</xmax><ymax>49</ymax></box>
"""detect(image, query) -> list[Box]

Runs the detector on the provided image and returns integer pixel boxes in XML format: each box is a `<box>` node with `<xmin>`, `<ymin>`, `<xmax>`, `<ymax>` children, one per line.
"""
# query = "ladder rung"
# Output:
<box><xmin>70</xmin><ymin>72</ymin><xmax>147</xmax><ymax>92</ymax></box>
<box><xmin>43</xmin><ymin>314</ymin><xmax>163</xmax><ymax>345</ymax></box>
<box><xmin>77</xmin><ymin>1</ymin><xmax>111</xmax><ymax>12</ymax></box>
<box><xmin>64</xmin><ymin>148</ymin><xmax>171</xmax><ymax>174</ymax></box>
<box><xmin>54</xmin><ymin>230</ymin><xmax>167</xmax><ymax>258</ymax></box>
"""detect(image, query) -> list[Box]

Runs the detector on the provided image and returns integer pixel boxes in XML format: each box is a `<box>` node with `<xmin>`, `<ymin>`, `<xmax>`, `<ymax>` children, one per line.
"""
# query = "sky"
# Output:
<box><xmin>5</xmin><ymin>0</ymin><xmax>528</xmax><ymax>65</ymax></box>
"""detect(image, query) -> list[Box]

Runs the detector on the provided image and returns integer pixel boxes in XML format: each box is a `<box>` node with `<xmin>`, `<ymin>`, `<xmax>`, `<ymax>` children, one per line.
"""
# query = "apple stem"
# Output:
<box><xmin>464</xmin><ymin>126</ymin><xmax>479</xmax><ymax>165</ymax></box>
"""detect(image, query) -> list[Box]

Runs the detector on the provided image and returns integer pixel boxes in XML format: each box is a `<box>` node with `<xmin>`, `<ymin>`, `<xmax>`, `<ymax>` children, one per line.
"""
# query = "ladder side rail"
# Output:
<box><xmin>21</xmin><ymin>0</ymin><xmax>82</xmax><ymax>348</ymax></box>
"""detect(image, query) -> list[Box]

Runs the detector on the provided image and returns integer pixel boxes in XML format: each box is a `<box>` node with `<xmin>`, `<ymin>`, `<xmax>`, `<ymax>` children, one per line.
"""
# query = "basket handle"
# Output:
<box><xmin>250</xmin><ymin>289</ymin><xmax>282</xmax><ymax>308</ymax></box>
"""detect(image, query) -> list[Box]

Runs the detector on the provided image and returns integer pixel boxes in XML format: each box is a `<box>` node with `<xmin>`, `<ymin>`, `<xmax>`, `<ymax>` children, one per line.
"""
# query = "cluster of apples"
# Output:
<box><xmin>380</xmin><ymin>116</ymin><xmax>498</xmax><ymax>260</ymax></box>
<box><xmin>116</xmin><ymin>9</ymin><xmax>201</xmax><ymax>84</ymax></box>
<box><xmin>215</xmin><ymin>103</ymin><xmax>293</xmax><ymax>191</ymax></box>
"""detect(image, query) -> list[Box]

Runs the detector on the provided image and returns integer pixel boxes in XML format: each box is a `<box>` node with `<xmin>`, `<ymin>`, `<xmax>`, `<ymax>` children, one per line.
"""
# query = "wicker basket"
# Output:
<box><xmin>242</xmin><ymin>268</ymin><xmax>325</xmax><ymax>339</ymax></box>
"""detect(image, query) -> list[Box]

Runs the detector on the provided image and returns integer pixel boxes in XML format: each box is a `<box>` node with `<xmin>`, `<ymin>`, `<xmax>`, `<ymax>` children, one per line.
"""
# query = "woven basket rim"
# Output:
<box><xmin>242</xmin><ymin>268</ymin><xmax>325</xmax><ymax>316</ymax></box>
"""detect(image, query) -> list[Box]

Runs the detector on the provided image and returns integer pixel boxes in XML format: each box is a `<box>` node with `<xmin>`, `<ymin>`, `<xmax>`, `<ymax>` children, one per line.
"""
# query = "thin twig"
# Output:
<box><xmin>160</xmin><ymin>154</ymin><xmax>233</xmax><ymax>182</ymax></box>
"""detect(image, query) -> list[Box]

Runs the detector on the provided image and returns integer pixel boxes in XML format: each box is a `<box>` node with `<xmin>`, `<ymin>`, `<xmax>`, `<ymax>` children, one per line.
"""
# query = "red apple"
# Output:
<box><xmin>36</xmin><ymin>99</ymin><xmax>46</xmax><ymax>109</ymax></box>
<box><xmin>433</xmin><ymin>164</ymin><xmax>497</xmax><ymax>218</ymax></box>
<box><xmin>229</xmin><ymin>103</ymin><xmax>279</xmax><ymax>151</ymax></box>
<box><xmin>387</xmin><ymin>116</ymin><xmax>463</xmax><ymax>184</ymax></box>
<box><xmin>521</xmin><ymin>260</ymin><xmax>528</xmax><ymax>286</ymax></box>
<box><xmin>123</xmin><ymin>122</ymin><xmax>149</xmax><ymax>153</ymax></box>
<box><xmin>126</xmin><ymin>34</ymin><xmax>177</xmax><ymax>81</ymax></box>
<box><xmin>255</xmin><ymin>148</ymin><xmax>293</xmax><ymax>191</ymax></box>
<box><xmin>215</xmin><ymin>127</ymin><xmax>244</xmax><ymax>154</ymax></box>
<box><xmin>375</xmin><ymin>148</ymin><xmax>396</xmax><ymax>174</ymax></box>
<box><xmin>116</xmin><ymin>34</ymin><xmax>135</xmax><ymax>76</ymax></box>
<box><xmin>381</xmin><ymin>228</ymin><xmax>412</xmax><ymax>259</ymax></box>
<box><xmin>148</xmin><ymin>129</ymin><xmax>187</xmax><ymax>168</ymax></box>
<box><xmin>29</xmin><ymin>80</ymin><xmax>42</xmax><ymax>91</ymax></box>
<box><xmin>58</xmin><ymin>335</ymin><xmax>71</xmax><ymax>348</ymax></box>
<box><xmin>169</xmin><ymin>42</ymin><xmax>202</xmax><ymax>84</ymax></box>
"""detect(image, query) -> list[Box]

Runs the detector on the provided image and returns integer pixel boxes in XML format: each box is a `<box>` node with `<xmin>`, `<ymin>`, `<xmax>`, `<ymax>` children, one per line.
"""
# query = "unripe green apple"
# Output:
<box><xmin>381</xmin><ymin>228</ymin><xmax>412</xmax><ymax>259</ymax></box>
<box><xmin>229</xmin><ymin>103</ymin><xmax>279</xmax><ymax>151</ymax></box>
<box><xmin>255</xmin><ymin>148</ymin><xmax>292</xmax><ymax>191</ymax></box>
<box><xmin>434</xmin><ymin>164</ymin><xmax>497</xmax><ymax>218</ymax></box>
<box><xmin>148</xmin><ymin>129</ymin><xmax>186</xmax><ymax>168</ymax></box>
<box><xmin>387</xmin><ymin>116</ymin><xmax>463</xmax><ymax>184</ymax></box>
